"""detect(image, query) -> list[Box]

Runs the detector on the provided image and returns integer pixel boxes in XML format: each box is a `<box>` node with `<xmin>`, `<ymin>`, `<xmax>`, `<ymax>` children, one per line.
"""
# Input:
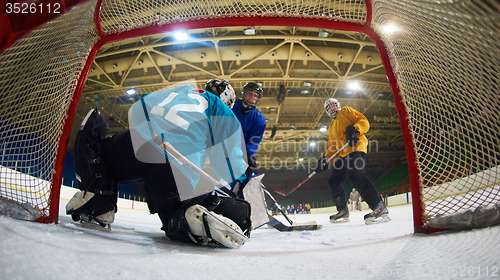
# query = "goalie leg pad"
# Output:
<box><xmin>74</xmin><ymin>108</ymin><xmax>116</xmax><ymax>196</ymax></box>
<box><xmin>200</xmin><ymin>194</ymin><xmax>252</xmax><ymax>236</ymax></box>
<box><xmin>71</xmin><ymin>109</ymin><xmax>117</xmax><ymax>227</ymax></box>
<box><xmin>161</xmin><ymin>194</ymin><xmax>251</xmax><ymax>248</ymax></box>
<box><xmin>66</xmin><ymin>191</ymin><xmax>95</xmax><ymax>214</ymax></box>
<box><xmin>185</xmin><ymin>205</ymin><xmax>247</xmax><ymax>249</ymax></box>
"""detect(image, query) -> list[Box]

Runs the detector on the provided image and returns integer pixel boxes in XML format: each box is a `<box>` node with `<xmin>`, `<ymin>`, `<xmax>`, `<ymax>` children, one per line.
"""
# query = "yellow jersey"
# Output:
<box><xmin>324</xmin><ymin>106</ymin><xmax>370</xmax><ymax>162</ymax></box>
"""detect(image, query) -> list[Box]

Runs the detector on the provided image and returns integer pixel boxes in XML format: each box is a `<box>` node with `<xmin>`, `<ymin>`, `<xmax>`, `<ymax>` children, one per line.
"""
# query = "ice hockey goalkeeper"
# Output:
<box><xmin>66</xmin><ymin>80</ymin><xmax>253</xmax><ymax>248</ymax></box>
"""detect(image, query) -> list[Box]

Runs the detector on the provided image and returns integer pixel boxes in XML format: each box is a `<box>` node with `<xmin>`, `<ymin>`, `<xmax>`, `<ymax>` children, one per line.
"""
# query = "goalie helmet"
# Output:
<box><xmin>205</xmin><ymin>78</ymin><xmax>236</xmax><ymax>109</ymax></box>
<box><xmin>241</xmin><ymin>82</ymin><xmax>263</xmax><ymax>111</ymax></box>
<box><xmin>324</xmin><ymin>98</ymin><xmax>341</xmax><ymax>119</ymax></box>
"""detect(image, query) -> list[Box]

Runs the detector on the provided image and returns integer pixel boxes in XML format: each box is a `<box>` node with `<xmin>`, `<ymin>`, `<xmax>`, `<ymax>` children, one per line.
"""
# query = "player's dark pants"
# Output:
<box><xmin>327</xmin><ymin>151</ymin><xmax>381</xmax><ymax>211</ymax></box>
<box><xmin>101</xmin><ymin>129</ymin><xmax>187</xmax><ymax>222</ymax></box>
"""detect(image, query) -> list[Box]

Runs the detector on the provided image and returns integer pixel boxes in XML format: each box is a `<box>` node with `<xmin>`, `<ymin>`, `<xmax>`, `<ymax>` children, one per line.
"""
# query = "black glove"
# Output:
<box><xmin>345</xmin><ymin>125</ymin><xmax>359</xmax><ymax>147</ymax></box>
<box><xmin>245</xmin><ymin>154</ymin><xmax>257</xmax><ymax>177</ymax></box>
<box><xmin>314</xmin><ymin>155</ymin><xmax>329</xmax><ymax>173</ymax></box>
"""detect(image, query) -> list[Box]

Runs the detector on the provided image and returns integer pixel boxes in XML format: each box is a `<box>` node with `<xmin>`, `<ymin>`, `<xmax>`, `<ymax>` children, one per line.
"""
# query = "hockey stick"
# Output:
<box><xmin>260</xmin><ymin>183</ymin><xmax>293</xmax><ymax>225</ymax></box>
<box><xmin>260</xmin><ymin>183</ymin><xmax>323</xmax><ymax>231</ymax></box>
<box><xmin>162</xmin><ymin>142</ymin><xmax>222</xmax><ymax>188</ymax></box>
<box><xmin>273</xmin><ymin>143</ymin><xmax>349</xmax><ymax>196</ymax></box>
<box><xmin>267</xmin><ymin>216</ymin><xmax>322</xmax><ymax>231</ymax></box>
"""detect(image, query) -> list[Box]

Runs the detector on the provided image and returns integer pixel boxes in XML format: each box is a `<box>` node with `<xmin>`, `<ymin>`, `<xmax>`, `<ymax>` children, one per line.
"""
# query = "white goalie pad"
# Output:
<box><xmin>241</xmin><ymin>174</ymin><xmax>269</xmax><ymax>229</ymax></box>
<box><xmin>66</xmin><ymin>190</ymin><xmax>95</xmax><ymax>212</ymax></box>
<box><xmin>185</xmin><ymin>204</ymin><xmax>248</xmax><ymax>248</ymax></box>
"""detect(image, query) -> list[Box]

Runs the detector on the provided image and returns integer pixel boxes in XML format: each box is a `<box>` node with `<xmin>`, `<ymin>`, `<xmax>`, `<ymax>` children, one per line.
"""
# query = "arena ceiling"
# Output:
<box><xmin>72</xmin><ymin>25</ymin><xmax>407</xmax><ymax>175</ymax></box>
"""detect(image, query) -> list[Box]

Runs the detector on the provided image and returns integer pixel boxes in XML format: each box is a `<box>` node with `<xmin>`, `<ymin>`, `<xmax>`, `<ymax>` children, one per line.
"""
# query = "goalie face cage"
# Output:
<box><xmin>0</xmin><ymin>0</ymin><xmax>498</xmax><ymax>231</ymax></box>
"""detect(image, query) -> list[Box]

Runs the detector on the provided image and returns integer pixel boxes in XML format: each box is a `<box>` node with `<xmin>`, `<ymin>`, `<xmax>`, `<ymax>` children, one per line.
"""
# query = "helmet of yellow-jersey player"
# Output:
<box><xmin>324</xmin><ymin>98</ymin><xmax>341</xmax><ymax>119</ymax></box>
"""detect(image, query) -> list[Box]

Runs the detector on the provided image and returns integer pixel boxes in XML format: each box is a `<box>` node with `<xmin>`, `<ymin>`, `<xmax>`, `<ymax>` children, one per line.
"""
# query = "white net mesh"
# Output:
<box><xmin>98</xmin><ymin>0</ymin><xmax>367</xmax><ymax>35</ymax></box>
<box><xmin>0</xmin><ymin>0</ymin><xmax>99</xmax><ymax>221</ymax></box>
<box><xmin>371</xmin><ymin>0</ymin><xmax>500</xmax><ymax>226</ymax></box>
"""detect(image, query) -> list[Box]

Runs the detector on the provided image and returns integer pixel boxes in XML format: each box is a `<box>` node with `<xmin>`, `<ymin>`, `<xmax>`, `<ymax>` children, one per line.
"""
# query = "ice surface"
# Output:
<box><xmin>0</xmin><ymin>199</ymin><xmax>499</xmax><ymax>279</ymax></box>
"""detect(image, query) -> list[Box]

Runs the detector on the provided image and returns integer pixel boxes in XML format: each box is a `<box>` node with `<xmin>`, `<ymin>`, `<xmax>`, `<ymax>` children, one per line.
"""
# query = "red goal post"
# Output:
<box><xmin>0</xmin><ymin>0</ymin><xmax>498</xmax><ymax>232</ymax></box>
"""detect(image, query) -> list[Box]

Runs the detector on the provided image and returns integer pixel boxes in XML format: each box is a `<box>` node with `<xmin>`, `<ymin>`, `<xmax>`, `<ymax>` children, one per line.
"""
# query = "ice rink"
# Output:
<box><xmin>1</xmin><ymin>193</ymin><xmax>499</xmax><ymax>280</ymax></box>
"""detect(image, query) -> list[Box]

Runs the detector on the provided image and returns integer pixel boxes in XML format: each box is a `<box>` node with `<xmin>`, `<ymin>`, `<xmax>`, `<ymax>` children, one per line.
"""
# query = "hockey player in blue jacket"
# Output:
<box><xmin>231</xmin><ymin>82</ymin><xmax>266</xmax><ymax>177</ymax></box>
<box><xmin>67</xmin><ymin>82</ymin><xmax>252</xmax><ymax>248</ymax></box>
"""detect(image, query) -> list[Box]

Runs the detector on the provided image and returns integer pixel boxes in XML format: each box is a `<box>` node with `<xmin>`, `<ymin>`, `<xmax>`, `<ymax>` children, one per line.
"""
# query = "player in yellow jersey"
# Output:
<box><xmin>316</xmin><ymin>98</ymin><xmax>390</xmax><ymax>225</ymax></box>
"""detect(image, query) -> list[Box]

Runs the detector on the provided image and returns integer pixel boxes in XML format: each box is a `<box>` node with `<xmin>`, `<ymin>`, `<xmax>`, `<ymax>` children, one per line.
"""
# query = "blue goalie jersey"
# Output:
<box><xmin>128</xmin><ymin>85</ymin><xmax>247</xmax><ymax>200</ymax></box>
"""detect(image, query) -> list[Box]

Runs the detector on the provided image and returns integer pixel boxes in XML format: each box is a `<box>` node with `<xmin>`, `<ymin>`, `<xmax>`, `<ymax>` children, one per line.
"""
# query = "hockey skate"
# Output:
<box><xmin>77</xmin><ymin>212</ymin><xmax>113</xmax><ymax>232</ymax></box>
<box><xmin>66</xmin><ymin>190</ymin><xmax>116</xmax><ymax>228</ymax></box>
<box><xmin>185</xmin><ymin>204</ymin><xmax>248</xmax><ymax>249</ymax></box>
<box><xmin>364</xmin><ymin>201</ymin><xmax>391</xmax><ymax>225</ymax></box>
<box><xmin>329</xmin><ymin>209</ymin><xmax>350</xmax><ymax>223</ymax></box>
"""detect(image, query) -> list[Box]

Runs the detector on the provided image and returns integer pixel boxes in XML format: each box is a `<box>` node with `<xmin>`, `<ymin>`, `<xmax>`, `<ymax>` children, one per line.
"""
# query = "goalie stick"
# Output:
<box><xmin>162</xmin><ymin>142</ymin><xmax>221</xmax><ymax>187</ymax></box>
<box><xmin>274</xmin><ymin>143</ymin><xmax>349</xmax><ymax>196</ymax></box>
<box><xmin>267</xmin><ymin>216</ymin><xmax>322</xmax><ymax>231</ymax></box>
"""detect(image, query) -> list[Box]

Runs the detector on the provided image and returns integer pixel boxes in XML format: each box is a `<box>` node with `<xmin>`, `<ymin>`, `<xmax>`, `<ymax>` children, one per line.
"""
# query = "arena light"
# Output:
<box><xmin>243</xmin><ymin>28</ymin><xmax>255</xmax><ymax>35</ymax></box>
<box><xmin>303</xmin><ymin>81</ymin><xmax>312</xmax><ymax>87</ymax></box>
<box><xmin>318</xmin><ymin>29</ymin><xmax>329</xmax><ymax>37</ymax></box>
<box><xmin>319</xmin><ymin>126</ymin><xmax>327</xmax><ymax>132</ymax></box>
<box><xmin>348</xmin><ymin>81</ymin><xmax>361</xmax><ymax>91</ymax></box>
<box><xmin>126</xmin><ymin>89</ymin><xmax>136</xmax><ymax>95</ymax></box>
<box><xmin>174</xmin><ymin>31</ymin><xmax>189</xmax><ymax>41</ymax></box>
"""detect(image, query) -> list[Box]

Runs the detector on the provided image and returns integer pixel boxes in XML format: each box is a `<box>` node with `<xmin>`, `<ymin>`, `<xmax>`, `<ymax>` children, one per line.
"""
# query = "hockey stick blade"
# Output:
<box><xmin>273</xmin><ymin>187</ymin><xmax>287</xmax><ymax>196</ymax></box>
<box><xmin>267</xmin><ymin>216</ymin><xmax>322</xmax><ymax>232</ymax></box>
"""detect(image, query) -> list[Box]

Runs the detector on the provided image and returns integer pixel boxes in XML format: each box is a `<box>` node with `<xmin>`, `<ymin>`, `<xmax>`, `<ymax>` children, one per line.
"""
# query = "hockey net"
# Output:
<box><xmin>0</xmin><ymin>0</ymin><xmax>498</xmax><ymax>232</ymax></box>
